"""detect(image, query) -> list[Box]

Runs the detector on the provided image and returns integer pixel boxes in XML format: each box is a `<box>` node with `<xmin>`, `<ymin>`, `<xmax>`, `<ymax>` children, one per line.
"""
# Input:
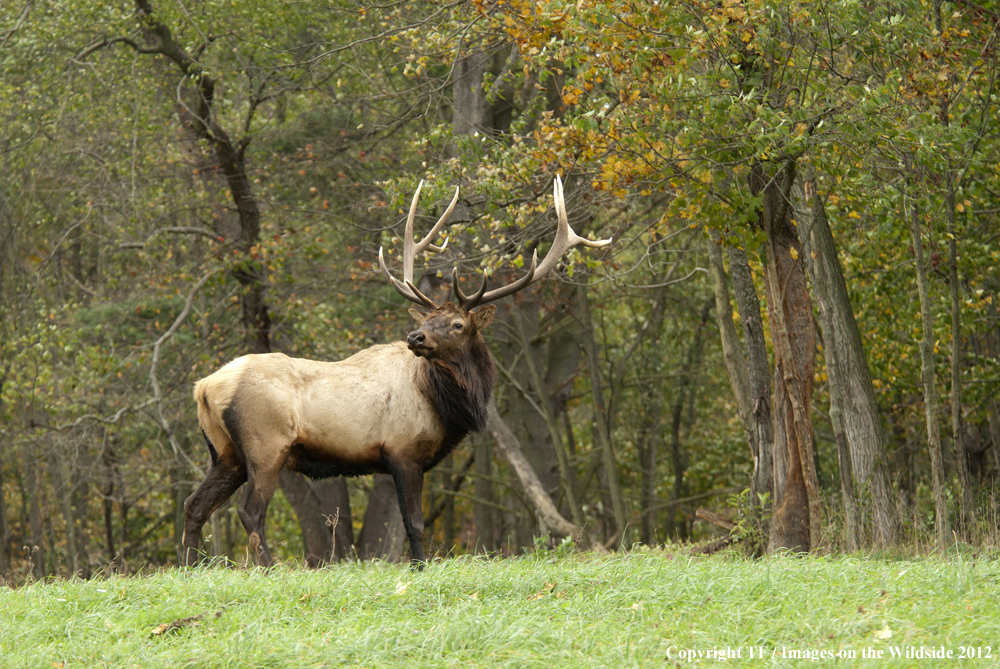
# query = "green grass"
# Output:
<box><xmin>2</xmin><ymin>549</ymin><xmax>999</xmax><ymax>668</ymax></box>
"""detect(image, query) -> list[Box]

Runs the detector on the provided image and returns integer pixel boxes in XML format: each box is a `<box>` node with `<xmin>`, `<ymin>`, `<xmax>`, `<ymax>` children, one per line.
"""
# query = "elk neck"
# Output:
<box><xmin>420</xmin><ymin>333</ymin><xmax>496</xmax><ymax>467</ymax></box>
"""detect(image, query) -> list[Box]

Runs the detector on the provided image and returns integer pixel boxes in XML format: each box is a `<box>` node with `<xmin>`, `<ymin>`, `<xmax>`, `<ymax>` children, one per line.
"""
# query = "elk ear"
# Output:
<box><xmin>471</xmin><ymin>305</ymin><xmax>496</xmax><ymax>330</ymax></box>
<box><xmin>408</xmin><ymin>308</ymin><xmax>430</xmax><ymax>324</ymax></box>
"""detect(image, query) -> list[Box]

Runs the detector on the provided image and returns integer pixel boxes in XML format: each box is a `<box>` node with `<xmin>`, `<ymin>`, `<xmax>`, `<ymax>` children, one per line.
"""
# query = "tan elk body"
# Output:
<box><xmin>195</xmin><ymin>345</ymin><xmax>444</xmax><ymax>477</ymax></box>
<box><xmin>182</xmin><ymin>177</ymin><xmax>610</xmax><ymax>567</ymax></box>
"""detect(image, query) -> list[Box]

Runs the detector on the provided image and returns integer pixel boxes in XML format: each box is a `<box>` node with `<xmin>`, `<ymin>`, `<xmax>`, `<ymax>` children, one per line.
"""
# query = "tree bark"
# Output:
<box><xmin>728</xmin><ymin>245</ymin><xmax>774</xmax><ymax>540</ymax></box>
<box><xmin>356</xmin><ymin>474</ymin><xmax>406</xmax><ymax>561</ymax></box>
<box><xmin>513</xmin><ymin>310</ymin><xmax>584</xmax><ymax>529</ymax></box>
<box><xmin>487</xmin><ymin>402</ymin><xmax>608</xmax><ymax>554</ymax></box>
<box><xmin>910</xmin><ymin>200</ymin><xmax>952</xmax><ymax>546</ymax></box>
<box><xmin>579</xmin><ymin>287</ymin><xmax>627</xmax><ymax>545</ymax></box>
<box><xmin>473</xmin><ymin>435</ymin><xmax>496</xmax><ymax>553</ymax></box>
<box><xmin>278</xmin><ymin>471</ymin><xmax>354</xmax><ymax>565</ymax></box>
<box><xmin>755</xmin><ymin>160</ymin><xmax>819</xmax><ymax>553</ymax></box>
<box><xmin>23</xmin><ymin>446</ymin><xmax>46</xmax><ymax>579</ymax></box>
<box><xmin>707</xmin><ymin>239</ymin><xmax>754</xmax><ymax>458</ymax></box>
<box><xmin>0</xmin><ymin>453</ymin><xmax>8</xmax><ymax>578</ymax></box>
<box><xmin>453</xmin><ymin>51</ymin><xmax>494</xmax><ymax>139</ymax></box>
<box><xmin>127</xmin><ymin>0</ymin><xmax>362</xmax><ymax>565</ymax></box>
<box><xmin>487</xmin><ymin>402</ymin><xmax>577</xmax><ymax>539</ymax></box>
<box><xmin>805</xmin><ymin>222</ymin><xmax>860</xmax><ymax>551</ymax></box>
<box><xmin>0</xmin><ymin>378</ymin><xmax>10</xmax><ymax>578</ymax></box>
<box><xmin>46</xmin><ymin>446</ymin><xmax>81</xmax><ymax>576</ymax></box>
<box><xmin>947</xmin><ymin>183</ymin><xmax>975</xmax><ymax>532</ymax></box>
<box><xmin>803</xmin><ymin>180</ymin><xmax>897</xmax><ymax>547</ymax></box>
<box><xmin>637</xmin><ymin>387</ymin><xmax>662</xmax><ymax>545</ymax></box>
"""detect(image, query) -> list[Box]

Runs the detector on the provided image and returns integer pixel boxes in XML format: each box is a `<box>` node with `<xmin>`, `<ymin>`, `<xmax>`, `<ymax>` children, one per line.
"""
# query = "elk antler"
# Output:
<box><xmin>380</xmin><ymin>176</ymin><xmax>612</xmax><ymax>312</ymax></box>
<box><xmin>379</xmin><ymin>180</ymin><xmax>459</xmax><ymax>309</ymax></box>
<box><xmin>452</xmin><ymin>175</ymin><xmax>611</xmax><ymax>309</ymax></box>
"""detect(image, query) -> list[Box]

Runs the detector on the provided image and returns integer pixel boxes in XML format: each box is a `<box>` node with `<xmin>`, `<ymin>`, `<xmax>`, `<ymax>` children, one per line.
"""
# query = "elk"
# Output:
<box><xmin>182</xmin><ymin>176</ymin><xmax>611</xmax><ymax>567</ymax></box>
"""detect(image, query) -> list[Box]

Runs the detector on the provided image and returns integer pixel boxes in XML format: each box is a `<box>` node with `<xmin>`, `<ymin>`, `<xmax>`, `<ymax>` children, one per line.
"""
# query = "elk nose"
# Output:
<box><xmin>407</xmin><ymin>331</ymin><xmax>425</xmax><ymax>347</ymax></box>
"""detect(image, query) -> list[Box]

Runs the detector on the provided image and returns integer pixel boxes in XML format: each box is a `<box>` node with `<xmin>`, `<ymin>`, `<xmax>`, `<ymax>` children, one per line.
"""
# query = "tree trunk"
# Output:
<box><xmin>46</xmin><ymin>446</ymin><xmax>81</xmax><ymax>576</ymax></box>
<box><xmin>473</xmin><ymin>435</ymin><xmax>496</xmax><ymax>553</ymax></box>
<box><xmin>496</xmin><ymin>299</ymin><xmax>580</xmax><ymax>545</ymax></box>
<box><xmin>754</xmin><ymin>160</ymin><xmax>819</xmax><ymax>553</ymax></box>
<box><xmin>637</xmin><ymin>388</ymin><xmax>662</xmax><ymax>546</ymax></box>
<box><xmin>440</xmin><ymin>453</ymin><xmax>457</xmax><ymax>553</ymax></box>
<box><xmin>356</xmin><ymin>474</ymin><xmax>406</xmax><ymax>561</ymax></box>
<box><xmin>579</xmin><ymin>287</ymin><xmax>627</xmax><ymax>545</ymax></box>
<box><xmin>910</xmin><ymin>200</ymin><xmax>952</xmax><ymax>546</ymax></box>
<box><xmin>23</xmin><ymin>446</ymin><xmax>46</xmax><ymax>579</ymax></box>
<box><xmin>131</xmin><ymin>0</ymin><xmax>348</xmax><ymax>563</ymax></box>
<box><xmin>805</xmin><ymin>227</ymin><xmax>860</xmax><ymax>552</ymax></box>
<box><xmin>667</xmin><ymin>299</ymin><xmax>713</xmax><ymax>540</ymax></box>
<box><xmin>947</xmin><ymin>184</ymin><xmax>976</xmax><ymax>533</ymax></box>
<box><xmin>173</xmin><ymin>461</ymin><xmax>189</xmax><ymax>566</ymax></box>
<box><xmin>728</xmin><ymin>245</ymin><xmax>774</xmax><ymax>540</ymax></box>
<box><xmin>487</xmin><ymin>402</ymin><xmax>577</xmax><ymax>539</ymax></box>
<box><xmin>804</xmin><ymin>181</ymin><xmax>896</xmax><ymax>547</ymax></box>
<box><xmin>707</xmin><ymin>239</ymin><xmax>755</xmax><ymax>462</ymax></box>
<box><xmin>278</xmin><ymin>471</ymin><xmax>354</xmax><ymax>565</ymax></box>
<box><xmin>487</xmin><ymin>402</ymin><xmax>607</xmax><ymax>554</ymax></box>
<box><xmin>0</xmin><ymin>454</ymin><xmax>8</xmax><ymax>578</ymax></box>
<box><xmin>513</xmin><ymin>310</ymin><xmax>584</xmax><ymax>529</ymax></box>
<box><xmin>314</xmin><ymin>478</ymin><xmax>354</xmax><ymax>562</ymax></box>
<box><xmin>452</xmin><ymin>51</ymin><xmax>494</xmax><ymax>139</ymax></box>
<box><xmin>0</xmin><ymin>385</ymin><xmax>10</xmax><ymax>578</ymax></box>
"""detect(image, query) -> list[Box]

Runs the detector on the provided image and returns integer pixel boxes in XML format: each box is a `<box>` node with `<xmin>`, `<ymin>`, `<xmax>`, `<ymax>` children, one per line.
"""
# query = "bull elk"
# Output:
<box><xmin>183</xmin><ymin>176</ymin><xmax>611</xmax><ymax>567</ymax></box>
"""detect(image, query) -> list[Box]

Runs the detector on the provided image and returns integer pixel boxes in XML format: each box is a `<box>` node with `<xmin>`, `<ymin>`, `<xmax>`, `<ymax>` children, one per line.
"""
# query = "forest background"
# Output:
<box><xmin>1</xmin><ymin>0</ymin><xmax>999</xmax><ymax>580</ymax></box>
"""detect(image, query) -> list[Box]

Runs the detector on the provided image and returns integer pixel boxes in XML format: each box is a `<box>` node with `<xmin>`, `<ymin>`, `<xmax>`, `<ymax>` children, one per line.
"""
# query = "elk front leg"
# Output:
<box><xmin>388</xmin><ymin>457</ymin><xmax>426</xmax><ymax>567</ymax></box>
<box><xmin>182</xmin><ymin>457</ymin><xmax>247</xmax><ymax>566</ymax></box>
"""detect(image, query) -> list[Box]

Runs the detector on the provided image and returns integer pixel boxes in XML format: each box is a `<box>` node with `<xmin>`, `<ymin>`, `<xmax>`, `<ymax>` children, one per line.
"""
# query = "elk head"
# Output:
<box><xmin>379</xmin><ymin>175</ymin><xmax>612</xmax><ymax>343</ymax></box>
<box><xmin>406</xmin><ymin>304</ymin><xmax>495</xmax><ymax>359</ymax></box>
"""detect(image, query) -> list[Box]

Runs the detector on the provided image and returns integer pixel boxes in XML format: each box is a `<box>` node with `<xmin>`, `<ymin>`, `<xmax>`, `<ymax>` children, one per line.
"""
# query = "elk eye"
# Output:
<box><xmin>453</xmin><ymin>322</ymin><xmax>464</xmax><ymax>331</ymax></box>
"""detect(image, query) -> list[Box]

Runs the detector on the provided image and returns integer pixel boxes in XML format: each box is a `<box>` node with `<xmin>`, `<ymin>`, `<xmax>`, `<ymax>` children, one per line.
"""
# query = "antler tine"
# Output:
<box><xmin>533</xmin><ymin>174</ymin><xmax>611</xmax><ymax>280</ymax></box>
<box><xmin>451</xmin><ymin>266</ymin><xmax>488</xmax><ymax>309</ymax></box>
<box><xmin>379</xmin><ymin>246</ymin><xmax>441</xmax><ymax>309</ymax></box>
<box><xmin>415</xmin><ymin>187</ymin><xmax>459</xmax><ymax>253</ymax></box>
<box><xmin>459</xmin><ymin>250</ymin><xmax>538</xmax><ymax>309</ymax></box>
<box><xmin>404</xmin><ymin>280</ymin><xmax>441</xmax><ymax>311</ymax></box>
<box><xmin>380</xmin><ymin>182</ymin><xmax>461</xmax><ymax>311</ymax></box>
<box><xmin>469</xmin><ymin>175</ymin><xmax>610</xmax><ymax>308</ymax></box>
<box><xmin>402</xmin><ymin>183</ymin><xmax>459</xmax><ymax>285</ymax></box>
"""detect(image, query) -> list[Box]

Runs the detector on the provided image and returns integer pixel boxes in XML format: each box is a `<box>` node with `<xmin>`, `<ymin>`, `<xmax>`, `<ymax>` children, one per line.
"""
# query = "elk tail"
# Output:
<box><xmin>201</xmin><ymin>428</ymin><xmax>219</xmax><ymax>467</ymax></box>
<box><xmin>194</xmin><ymin>380</ymin><xmax>224</xmax><ymax>467</ymax></box>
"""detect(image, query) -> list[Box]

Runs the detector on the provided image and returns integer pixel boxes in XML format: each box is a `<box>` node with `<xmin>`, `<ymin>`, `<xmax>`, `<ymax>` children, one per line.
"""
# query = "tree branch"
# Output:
<box><xmin>118</xmin><ymin>226</ymin><xmax>223</xmax><ymax>249</ymax></box>
<box><xmin>149</xmin><ymin>268</ymin><xmax>218</xmax><ymax>477</ymax></box>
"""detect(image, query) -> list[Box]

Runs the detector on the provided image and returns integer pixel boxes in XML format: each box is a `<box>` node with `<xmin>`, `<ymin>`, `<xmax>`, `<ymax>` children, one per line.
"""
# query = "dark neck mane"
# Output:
<box><xmin>422</xmin><ymin>335</ymin><xmax>496</xmax><ymax>467</ymax></box>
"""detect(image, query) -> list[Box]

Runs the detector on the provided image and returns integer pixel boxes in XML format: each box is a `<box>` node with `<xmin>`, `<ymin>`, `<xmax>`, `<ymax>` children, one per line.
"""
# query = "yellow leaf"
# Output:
<box><xmin>789</xmin><ymin>247</ymin><xmax>799</xmax><ymax>260</ymax></box>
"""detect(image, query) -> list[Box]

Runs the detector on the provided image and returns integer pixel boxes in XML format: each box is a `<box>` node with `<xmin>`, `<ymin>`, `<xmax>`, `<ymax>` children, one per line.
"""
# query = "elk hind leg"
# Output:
<box><xmin>237</xmin><ymin>452</ymin><xmax>287</xmax><ymax>568</ymax></box>
<box><xmin>183</xmin><ymin>453</ymin><xmax>247</xmax><ymax>566</ymax></box>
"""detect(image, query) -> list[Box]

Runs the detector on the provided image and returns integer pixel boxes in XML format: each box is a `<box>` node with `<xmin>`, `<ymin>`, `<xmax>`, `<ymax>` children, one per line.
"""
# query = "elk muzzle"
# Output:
<box><xmin>407</xmin><ymin>329</ymin><xmax>432</xmax><ymax>355</ymax></box>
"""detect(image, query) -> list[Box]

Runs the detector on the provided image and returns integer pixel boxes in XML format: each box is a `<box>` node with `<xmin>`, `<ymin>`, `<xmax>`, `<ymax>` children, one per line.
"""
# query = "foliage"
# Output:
<box><xmin>0</xmin><ymin>0</ymin><xmax>998</xmax><ymax>576</ymax></box>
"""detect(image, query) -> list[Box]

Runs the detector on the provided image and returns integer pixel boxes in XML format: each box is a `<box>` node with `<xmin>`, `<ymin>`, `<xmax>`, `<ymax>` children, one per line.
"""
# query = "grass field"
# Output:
<box><xmin>1</xmin><ymin>547</ymin><xmax>998</xmax><ymax>668</ymax></box>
